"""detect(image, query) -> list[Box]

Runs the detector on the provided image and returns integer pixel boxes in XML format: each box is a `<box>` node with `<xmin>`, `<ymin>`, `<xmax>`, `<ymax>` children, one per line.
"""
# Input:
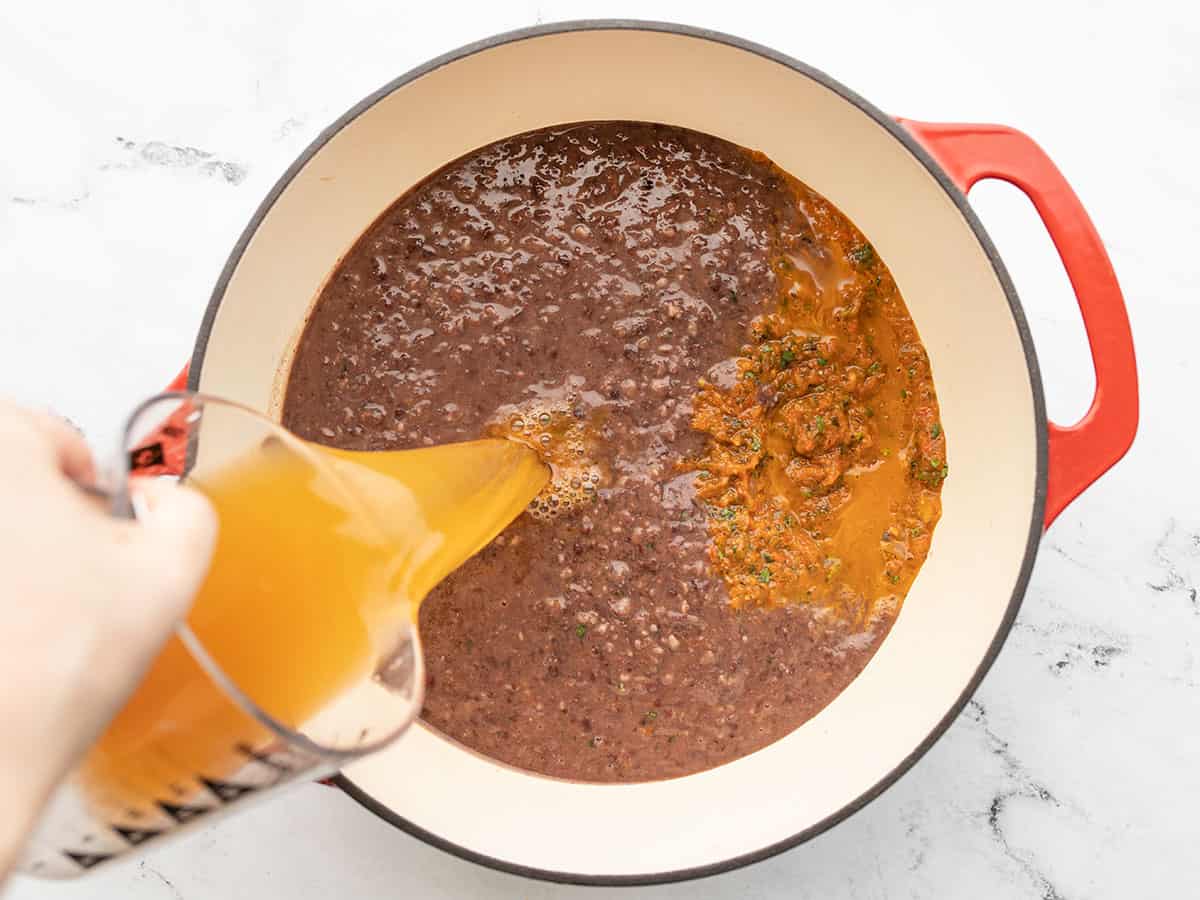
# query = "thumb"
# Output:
<box><xmin>127</xmin><ymin>480</ymin><xmax>218</xmax><ymax>623</ymax></box>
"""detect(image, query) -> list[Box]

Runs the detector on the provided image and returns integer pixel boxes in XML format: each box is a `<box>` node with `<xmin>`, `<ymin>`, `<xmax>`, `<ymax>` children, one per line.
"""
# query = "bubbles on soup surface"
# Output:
<box><xmin>488</xmin><ymin>400</ymin><xmax>602</xmax><ymax>521</ymax></box>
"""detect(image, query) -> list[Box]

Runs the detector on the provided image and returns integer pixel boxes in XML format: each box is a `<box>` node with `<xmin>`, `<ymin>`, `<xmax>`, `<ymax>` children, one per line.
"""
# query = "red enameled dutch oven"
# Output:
<box><xmin>149</xmin><ymin>21</ymin><xmax>1137</xmax><ymax>886</ymax></box>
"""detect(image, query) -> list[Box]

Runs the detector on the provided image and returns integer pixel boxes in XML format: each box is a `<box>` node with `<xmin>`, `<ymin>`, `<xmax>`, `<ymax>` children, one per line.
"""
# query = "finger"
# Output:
<box><xmin>25</xmin><ymin>409</ymin><xmax>97</xmax><ymax>487</ymax></box>
<box><xmin>125</xmin><ymin>480</ymin><xmax>218</xmax><ymax>623</ymax></box>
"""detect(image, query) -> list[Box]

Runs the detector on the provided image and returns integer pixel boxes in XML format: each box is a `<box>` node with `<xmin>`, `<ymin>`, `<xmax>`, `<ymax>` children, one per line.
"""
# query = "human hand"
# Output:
<box><xmin>0</xmin><ymin>398</ymin><xmax>216</xmax><ymax>875</ymax></box>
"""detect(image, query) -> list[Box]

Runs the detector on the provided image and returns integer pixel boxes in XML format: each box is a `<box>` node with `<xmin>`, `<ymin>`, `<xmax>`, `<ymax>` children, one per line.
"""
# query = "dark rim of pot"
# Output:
<box><xmin>190</xmin><ymin>19</ymin><xmax>1048</xmax><ymax>888</ymax></box>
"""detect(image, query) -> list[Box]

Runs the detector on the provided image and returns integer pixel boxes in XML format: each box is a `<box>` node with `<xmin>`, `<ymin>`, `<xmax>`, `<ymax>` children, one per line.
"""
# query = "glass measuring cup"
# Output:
<box><xmin>18</xmin><ymin>393</ymin><xmax>428</xmax><ymax>878</ymax></box>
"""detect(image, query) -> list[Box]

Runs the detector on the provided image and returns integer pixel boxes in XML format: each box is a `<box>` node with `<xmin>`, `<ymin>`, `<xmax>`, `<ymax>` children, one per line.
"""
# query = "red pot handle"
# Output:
<box><xmin>897</xmin><ymin>120</ymin><xmax>1138</xmax><ymax>530</ymax></box>
<box><xmin>124</xmin><ymin>366</ymin><xmax>194</xmax><ymax>477</ymax></box>
<box><xmin>164</xmin><ymin>367</ymin><xmax>189</xmax><ymax>392</ymax></box>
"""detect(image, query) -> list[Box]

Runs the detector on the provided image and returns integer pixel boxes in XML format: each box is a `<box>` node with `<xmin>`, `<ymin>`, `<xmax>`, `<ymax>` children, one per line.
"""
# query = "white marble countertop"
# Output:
<box><xmin>1</xmin><ymin>0</ymin><xmax>1195</xmax><ymax>896</ymax></box>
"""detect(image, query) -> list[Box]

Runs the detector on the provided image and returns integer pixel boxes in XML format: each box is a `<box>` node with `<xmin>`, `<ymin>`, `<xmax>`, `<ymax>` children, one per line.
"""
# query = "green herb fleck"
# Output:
<box><xmin>849</xmin><ymin>243</ymin><xmax>876</xmax><ymax>267</ymax></box>
<box><xmin>817</xmin><ymin>357</ymin><xmax>828</xmax><ymax>367</ymax></box>
<box><xmin>710</xmin><ymin>505</ymin><xmax>737</xmax><ymax>522</ymax></box>
<box><xmin>867</xmin><ymin>361</ymin><xmax>883</xmax><ymax>376</ymax></box>
<box><xmin>915</xmin><ymin>459</ymin><xmax>950</xmax><ymax>487</ymax></box>
<box><xmin>816</xmin><ymin>415</ymin><xmax>826</xmax><ymax>434</ymax></box>
<box><xmin>900</xmin><ymin>389</ymin><xmax>908</xmax><ymax>399</ymax></box>
<box><xmin>781</xmin><ymin>349</ymin><xmax>796</xmax><ymax>366</ymax></box>
<box><xmin>576</xmin><ymin>624</ymin><xmax>587</xmax><ymax>639</ymax></box>
<box><xmin>757</xmin><ymin>567</ymin><xmax>772</xmax><ymax>584</ymax></box>
<box><xmin>888</xmin><ymin>574</ymin><xmax>900</xmax><ymax>585</ymax></box>
<box><xmin>931</xmin><ymin>423</ymin><xmax>942</xmax><ymax>439</ymax></box>
<box><xmin>749</xmin><ymin>434</ymin><xmax>762</xmax><ymax>452</ymax></box>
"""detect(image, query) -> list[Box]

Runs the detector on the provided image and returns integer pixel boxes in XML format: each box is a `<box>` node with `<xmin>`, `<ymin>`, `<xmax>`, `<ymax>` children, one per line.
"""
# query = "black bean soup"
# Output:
<box><xmin>283</xmin><ymin>122</ymin><xmax>944</xmax><ymax>782</ymax></box>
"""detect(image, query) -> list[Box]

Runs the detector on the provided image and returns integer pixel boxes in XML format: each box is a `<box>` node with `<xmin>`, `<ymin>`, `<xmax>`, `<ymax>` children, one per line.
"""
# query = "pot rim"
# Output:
<box><xmin>189</xmin><ymin>18</ymin><xmax>1049</xmax><ymax>887</ymax></box>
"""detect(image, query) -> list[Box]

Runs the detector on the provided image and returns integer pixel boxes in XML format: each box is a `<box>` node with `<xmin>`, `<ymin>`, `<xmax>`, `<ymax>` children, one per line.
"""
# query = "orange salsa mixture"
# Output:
<box><xmin>687</xmin><ymin>155</ymin><xmax>947</xmax><ymax>621</ymax></box>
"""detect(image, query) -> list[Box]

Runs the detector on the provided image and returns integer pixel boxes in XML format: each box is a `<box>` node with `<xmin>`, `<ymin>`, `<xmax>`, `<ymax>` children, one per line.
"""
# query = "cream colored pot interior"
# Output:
<box><xmin>195</xmin><ymin>27</ymin><xmax>1039</xmax><ymax>878</ymax></box>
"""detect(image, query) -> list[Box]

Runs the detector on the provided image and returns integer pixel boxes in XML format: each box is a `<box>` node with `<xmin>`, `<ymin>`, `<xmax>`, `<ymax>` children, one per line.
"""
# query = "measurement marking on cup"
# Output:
<box><xmin>60</xmin><ymin>754</ymin><xmax>285</xmax><ymax>868</ymax></box>
<box><xmin>64</xmin><ymin>774</ymin><xmax>258</xmax><ymax>868</ymax></box>
<box><xmin>113</xmin><ymin>826</ymin><xmax>163</xmax><ymax>846</ymax></box>
<box><xmin>157</xmin><ymin>801</ymin><xmax>208</xmax><ymax>824</ymax></box>
<box><xmin>200</xmin><ymin>777</ymin><xmax>259</xmax><ymax>803</ymax></box>
<box><xmin>63</xmin><ymin>851</ymin><xmax>114</xmax><ymax>870</ymax></box>
<box><xmin>235</xmin><ymin>742</ymin><xmax>295</xmax><ymax>773</ymax></box>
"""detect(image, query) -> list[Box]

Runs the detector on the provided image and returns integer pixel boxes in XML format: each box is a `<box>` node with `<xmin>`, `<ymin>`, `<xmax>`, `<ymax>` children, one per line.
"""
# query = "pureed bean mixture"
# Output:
<box><xmin>283</xmin><ymin>122</ymin><xmax>946</xmax><ymax>782</ymax></box>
